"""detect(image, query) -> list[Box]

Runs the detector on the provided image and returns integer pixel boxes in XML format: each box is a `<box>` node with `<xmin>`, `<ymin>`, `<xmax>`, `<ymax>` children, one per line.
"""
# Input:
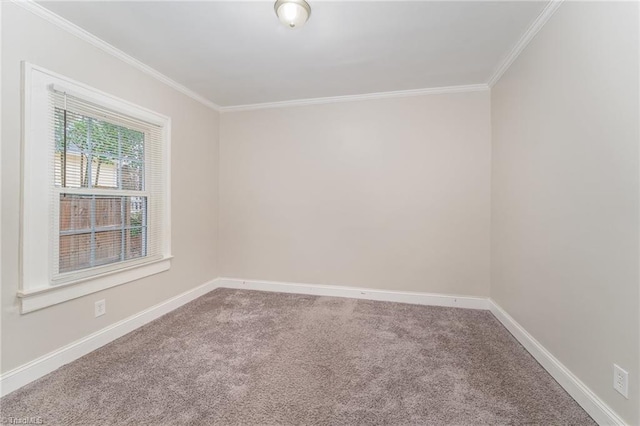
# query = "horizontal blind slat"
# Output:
<box><xmin>49</xmin><ymin>88</ymin><xmax>166</xmax><ymax>280</ymax></box>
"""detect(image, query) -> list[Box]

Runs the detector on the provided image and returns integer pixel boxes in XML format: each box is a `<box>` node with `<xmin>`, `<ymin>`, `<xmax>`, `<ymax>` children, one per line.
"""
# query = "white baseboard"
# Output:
<box><xmin>0</xmin><ymin>279</ymin><xmax>219</xmax><ymax>398</ymax></box>
<box><xmin>217</xmin><ymin>277</ymin><xmax>488</xmax><ymax>310</ymax></box>
<box><xmin>0</xmin><ymin>277</ymin><xmax>483</xmax><ymax>399</ymax></box>
<box><xmin>0</xmin><ymin>276</ymin><xmax>627</xmax><ymax>426</ymax></box>
<box><xmin>488</xmin><ymin>299</ymin><xmax>626</xmax><ymax>426</ymax></box>
<box><xmin>222</xmin><ymin>279</ymin><xmax>627</xmax><ymax>425</ymax></box>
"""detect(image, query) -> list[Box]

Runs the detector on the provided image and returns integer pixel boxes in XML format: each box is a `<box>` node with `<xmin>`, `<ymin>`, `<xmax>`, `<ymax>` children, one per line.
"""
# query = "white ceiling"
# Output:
<box><xmin>39</xmin><ymin>1</ymin><xmax>547</xmax><ymax>107</ymax></box>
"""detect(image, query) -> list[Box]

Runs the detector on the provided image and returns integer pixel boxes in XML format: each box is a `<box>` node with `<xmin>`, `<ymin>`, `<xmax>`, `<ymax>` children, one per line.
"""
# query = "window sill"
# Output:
<box><xmin>17</xmin><ymin>256</ymin><xmax>173</xmax><ymax>313</ymax></box>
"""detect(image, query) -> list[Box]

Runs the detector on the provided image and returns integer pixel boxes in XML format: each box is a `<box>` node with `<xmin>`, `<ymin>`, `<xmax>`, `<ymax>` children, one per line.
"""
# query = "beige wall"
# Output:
<box><xmin>219</xmin><ymin>92</ymin><xmax>491</xmax><ymax>296</ymax></box>
<box><xmin>3</xmin><ymin>3</ymin><xmax>638</xmax><ymax>424</ymax></box>
<box><xmin>491</xmin><ymin>2</ymin><xmax>639</xmax><ymax>424</ymax></box>
<box><xmin>1</xmin><ymin>4</ymin><xmax>220</xmax><ymax>373</ymax></box>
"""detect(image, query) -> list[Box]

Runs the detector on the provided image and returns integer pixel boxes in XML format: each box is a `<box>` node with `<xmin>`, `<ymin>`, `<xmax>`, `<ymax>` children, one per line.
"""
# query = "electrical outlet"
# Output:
<box><xmin>613</xmin><ymin>364</ymin><xmax>628</xmax><ymax>398</ymax></box>
<box><xmin>94</xmin><ymin>299</ymin><xmax>106</xmax><ymax>318</ymax></box>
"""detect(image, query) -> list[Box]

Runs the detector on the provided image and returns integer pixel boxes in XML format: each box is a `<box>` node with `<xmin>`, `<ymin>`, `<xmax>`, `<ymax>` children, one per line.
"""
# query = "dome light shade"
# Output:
<box><xmin>274</xmin><ymin>0</ymin><xmax>311</xmax><ymax>29</ymax></box>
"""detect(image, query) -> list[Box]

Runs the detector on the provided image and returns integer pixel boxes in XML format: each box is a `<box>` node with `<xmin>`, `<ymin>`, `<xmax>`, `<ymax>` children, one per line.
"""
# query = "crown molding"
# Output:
<box><xmin>11</xmin><ymin>0</ymin><xmax>221</xmax><ymax>111</ymax></box>
<box><xmin>219</xmin><ymin>84</ymin><xmax>490</xmax><ymax>113</ymax></box>
<box><xmin>487</xmin><ymin>0</ymin><xmax>564</xmax><ymax>87</ymax></box>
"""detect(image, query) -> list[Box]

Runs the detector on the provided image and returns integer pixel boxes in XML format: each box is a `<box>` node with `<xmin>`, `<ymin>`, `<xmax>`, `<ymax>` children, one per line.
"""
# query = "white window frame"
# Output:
<box><xmin>18</xmin><ymin>63</ymin><xmax>172</xmax><ymax>313</ymax></box>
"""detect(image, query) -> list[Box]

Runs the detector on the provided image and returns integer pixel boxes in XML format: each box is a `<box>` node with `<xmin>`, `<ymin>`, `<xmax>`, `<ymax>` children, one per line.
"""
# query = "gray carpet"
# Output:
<box><xmin>1</xmin><ymin>288</ymin><xmax>594</xmax><ymax>425</ymax></box>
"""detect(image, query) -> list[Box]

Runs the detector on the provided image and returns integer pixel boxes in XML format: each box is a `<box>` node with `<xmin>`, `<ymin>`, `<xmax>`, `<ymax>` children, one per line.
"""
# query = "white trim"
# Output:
<box><xmin>11</xmin><ymin>0</ymin><xmax>221</xmax><ymax>111</ymax></box>
<box><xmin>20</xmin><ymin>63</ymin><xmax>172</xmax><ymax>313</ymax></box>
<box><xmin>10</xmin><ymin>0</ymin><xmax>561</xmax><ymax>109</ymax></box>
<box><xmin>219</xmin><ymin>84</ymin><xmax>490</xmax><ymax>113</ymax></box>
<box><xmin>217</xmin><ymin>277</ymin><xmax>488</xmax><ymax>310</ymax></box>
<box><xmin>489</xmin><ymin>299</ymin><xmax>627</xmax><ymax>426</ymax></box>
<box><xmin>486</xmin><ymin>0</ymin><xmax>564</xmax><ymax>87</ymax></box>
<box><xmin>18</xmin><ymin>257</ymin><xmax>173</xmax><ymax>314</ymax></box>
<box><xmin>0</xmin><ymin>276</ymin><xmax>630</xmax><ymax>425</ymax></box>
<box><xmin>0</xmin><ymin>278</ymin><xmax>486</xmax><ymax>398</ymax></box>
<box><xmin>10</xmin><ymin>0</ymin><xmax>489</xmax><ymax>111</ymax></box>
<box><xmin>0</xmin><ymin>278</ymin><xmax>219</xmax><ymax>397</ymax></box>
<box><xmin>25</xmin><ymin>62</ymin><xmax>171</xmax><ymax>126</ymax></box>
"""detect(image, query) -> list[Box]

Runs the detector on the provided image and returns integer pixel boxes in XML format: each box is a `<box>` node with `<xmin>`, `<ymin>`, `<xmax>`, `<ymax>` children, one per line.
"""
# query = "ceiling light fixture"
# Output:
<box><xmin>274</xmin><ymin>0</ymin><xmax>311</xmax><ymax>29</ymax></box>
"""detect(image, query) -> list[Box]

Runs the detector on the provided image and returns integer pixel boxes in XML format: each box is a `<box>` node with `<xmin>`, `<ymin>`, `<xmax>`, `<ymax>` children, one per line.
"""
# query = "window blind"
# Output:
<box><xmin>49</xmin><ymin>87</ymin><xmax>166</xmax><ymax>282</ymax></box>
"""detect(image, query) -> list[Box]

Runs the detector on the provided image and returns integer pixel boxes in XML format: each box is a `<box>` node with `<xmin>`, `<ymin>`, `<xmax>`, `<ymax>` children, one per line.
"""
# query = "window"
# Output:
<box><xmin>19</xmin><ymin>63</ymin><xmax>171</xmax><ymax>313</ymax></box>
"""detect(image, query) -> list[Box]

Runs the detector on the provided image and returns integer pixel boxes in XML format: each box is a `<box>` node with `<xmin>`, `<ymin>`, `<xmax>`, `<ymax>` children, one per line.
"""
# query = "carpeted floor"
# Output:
<box><xmin>1</xmin><ymin>288</ymin><xmax>594</xmax><ymax>425</ymax></box>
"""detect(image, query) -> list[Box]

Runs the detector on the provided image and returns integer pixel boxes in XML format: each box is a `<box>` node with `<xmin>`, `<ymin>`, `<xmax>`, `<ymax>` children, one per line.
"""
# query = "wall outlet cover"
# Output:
<box><xmin>613</xmin><ymin>364</ymin><xmax>628</xmax><ymax>399</ymax></box>
<box><xmin>94</xmin><ymin>299</ymin><xmax>106</xmax><ymax>318</ymax></box>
